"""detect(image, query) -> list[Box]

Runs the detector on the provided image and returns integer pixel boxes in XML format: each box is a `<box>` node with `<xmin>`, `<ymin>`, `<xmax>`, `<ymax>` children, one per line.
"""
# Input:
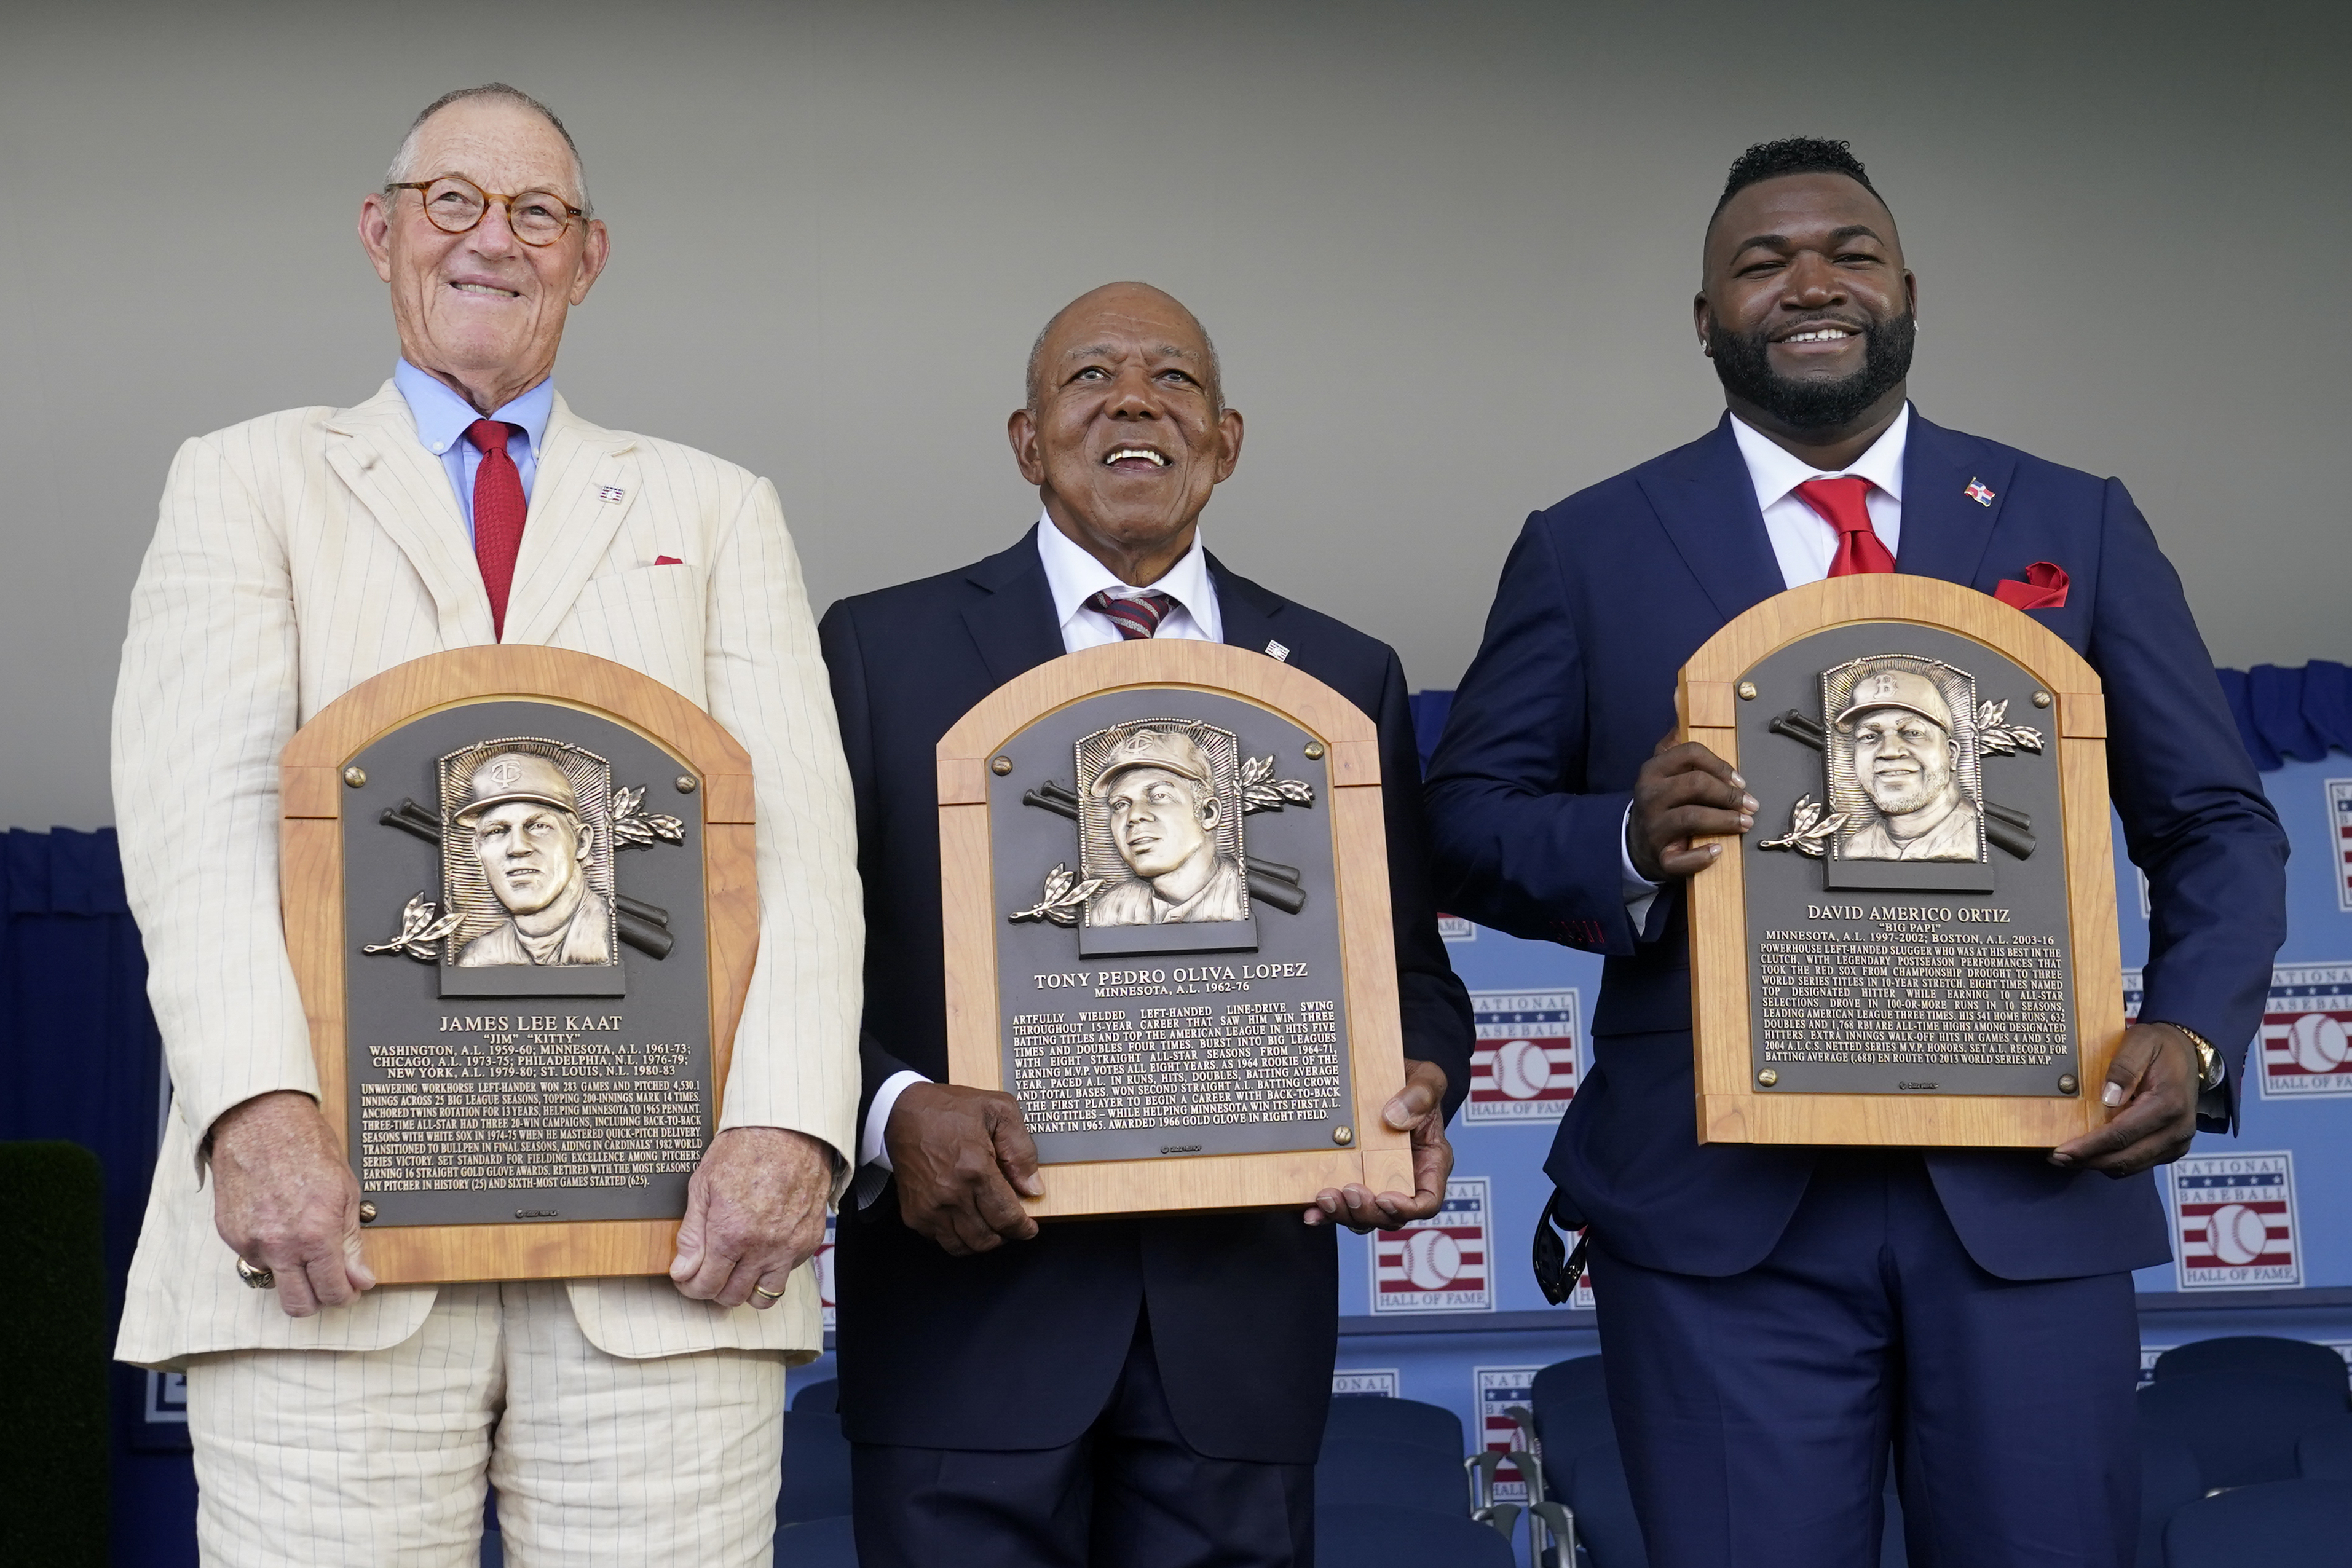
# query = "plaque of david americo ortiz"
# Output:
<box><xmin>937</xmin><ymin>639</ymin><xmax>1413</xmax><ymax>1219</ymax></box>
<box><xmin>1675</xmin><ymin>577</ymin><xmax>2126</xmax><ymax>1150</ymax></box>
<box><xmin>278</xmin><ymin>647</ymin><xmax>759</xmax><ymax>1283</ymax></box>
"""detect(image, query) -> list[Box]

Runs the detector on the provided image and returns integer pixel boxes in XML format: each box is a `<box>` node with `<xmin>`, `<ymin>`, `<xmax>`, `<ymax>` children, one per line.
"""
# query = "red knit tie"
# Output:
<box><xmin>467</xmin><ymin>419</ymin><xmax>527</xmax><ymax>640</ymax></box>
<box><xmin>1084</xmin><ymin>590</ymin><xmax>1172</xmax><ymax>640</ymax></box>
<box><xmin>1795</xmin><ymin>476</ymin><xmax>1895</xmax><ymax>577</ymax></box>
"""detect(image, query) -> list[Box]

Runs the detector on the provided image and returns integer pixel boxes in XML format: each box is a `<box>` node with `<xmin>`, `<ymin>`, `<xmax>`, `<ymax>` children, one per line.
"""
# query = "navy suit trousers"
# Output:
<box><xmin>1593</xmin><ymin>1150</ymin><xmax>2139</xmax><ymax>1568</ymax></box>
<box><xmin>848</xmin><ymin>1312</ymin><xmax>1315</xmax><ymax>1568</ymax></box>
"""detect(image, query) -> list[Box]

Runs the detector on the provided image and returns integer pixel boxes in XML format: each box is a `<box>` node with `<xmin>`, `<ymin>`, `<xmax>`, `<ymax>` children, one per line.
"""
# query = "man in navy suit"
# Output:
<box><xmin>821</xmin><ymin>281</ymin><xmax>1475</xmax><ymax>1567</ymax></box>
<box><xmin>1425</xmin><ymin>140</ymin><xmax>2287</xmax><ymax>1567</ymax></box>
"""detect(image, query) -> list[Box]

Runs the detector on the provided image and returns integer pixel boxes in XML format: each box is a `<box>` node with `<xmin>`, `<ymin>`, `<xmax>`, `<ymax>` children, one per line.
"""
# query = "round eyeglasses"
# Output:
<box><xmin>385</xmin><ymin>175</ymin><xmax>584</xmax><ymax>246</ymax></box>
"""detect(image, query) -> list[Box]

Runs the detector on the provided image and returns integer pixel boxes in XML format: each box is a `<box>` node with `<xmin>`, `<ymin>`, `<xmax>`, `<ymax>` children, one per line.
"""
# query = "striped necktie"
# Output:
<box><xmin>1085</xmin><ymin>590</ymin><xmax>1173</xmax><ymax>640</ymax></box>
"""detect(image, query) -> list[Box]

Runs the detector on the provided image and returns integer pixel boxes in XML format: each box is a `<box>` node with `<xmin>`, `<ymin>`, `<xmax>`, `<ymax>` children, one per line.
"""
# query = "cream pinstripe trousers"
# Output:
<box><xmin>184</xmin><ymin>1282</ymin><xmax>787</xmax><ymax>1567</ymax></box>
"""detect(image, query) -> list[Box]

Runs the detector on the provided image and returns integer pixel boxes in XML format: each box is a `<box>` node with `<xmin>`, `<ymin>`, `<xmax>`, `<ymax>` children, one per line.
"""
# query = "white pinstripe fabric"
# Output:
<box><xmin>113</xmin><ymin>381</ymin><xmax>862</xmax><ymax>1371</ymax></box>
<box><xmin>186</xmin><ymin>1282</ymin><xmax>788</xmax><ymax>1567</ymax></box>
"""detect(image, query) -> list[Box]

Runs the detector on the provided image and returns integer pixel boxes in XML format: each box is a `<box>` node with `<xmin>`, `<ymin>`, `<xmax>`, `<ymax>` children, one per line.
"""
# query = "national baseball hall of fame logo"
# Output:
<box><xmin>2259</xmin><ymin>964</ymin><xmax>2352</xmax><ymax>1097</ymax></box>
<box><xmin>1371</xmin><ymin>1176</ymin><xmax>1493</xmax><ymax>1314</ymax></box>
<box><xmin>1466</xmin><ymin>990</ymin><xmax>1580</xmax><ymax>1124</ymax></box>
<box><xmin>1477</xmin><ymin>1368</ymin><xmax>1544</xmax><ymax>1502</ymax></box>
<box><xmin>2330</xmin><ymin>779</ymin><xmax>2352</xmax><ymax>912</ymax></box>
<box><xmin>2169</xmin><ymin>1152</ymin><xmax>2302</xmax><ymax>1291</ymax></box>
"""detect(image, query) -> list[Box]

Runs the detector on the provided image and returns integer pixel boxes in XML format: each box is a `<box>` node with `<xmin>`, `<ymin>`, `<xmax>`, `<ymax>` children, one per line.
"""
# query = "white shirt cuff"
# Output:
<box><xmin>1619</xmin><ymin>800</ymin><xmax>1661</xmax><ymax>931</ymax></box>
<box><xmin>860</xmin><ymin>1070</ymin><xmax>928</xmax><ymax>1174</ymax></box>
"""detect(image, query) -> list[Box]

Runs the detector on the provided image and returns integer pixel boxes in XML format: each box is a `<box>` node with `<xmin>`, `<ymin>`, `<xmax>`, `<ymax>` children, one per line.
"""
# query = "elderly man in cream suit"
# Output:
<box><xmin>111</xmin><ymin>84</ymin><xmax>859</xmax><ymax>1567</ymax></box>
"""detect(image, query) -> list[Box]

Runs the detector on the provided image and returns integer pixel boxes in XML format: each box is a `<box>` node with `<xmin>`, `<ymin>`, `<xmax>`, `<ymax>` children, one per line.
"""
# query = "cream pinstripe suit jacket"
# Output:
<box><xmin>112</xmin><ymin>383</ymin><xmax>862</xmax><ymax>1369</ymax></box>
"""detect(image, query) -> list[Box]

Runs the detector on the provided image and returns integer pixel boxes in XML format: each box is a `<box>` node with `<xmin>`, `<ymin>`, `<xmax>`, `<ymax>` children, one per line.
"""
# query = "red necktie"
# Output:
<box><xmin>1084</xmin><ymin>590</ymin><xmax>1173</xmax><ymax>640</ymax></box>
<box><xmin>467</xmin><ymin>419</ymin><xmax>527</xmax><ymax>640</ymax></box>
<box><xmin>1794</xmin><ymin>476</ymin><xmax>1896</xmax><ymax>577</ymax></box>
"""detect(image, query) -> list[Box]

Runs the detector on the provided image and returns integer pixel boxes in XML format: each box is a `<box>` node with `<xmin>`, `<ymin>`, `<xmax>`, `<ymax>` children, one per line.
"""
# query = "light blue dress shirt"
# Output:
<box><xmin>391</xmin><ymin>359</ymin><xmax>555</xmax><ymax>542</ymax></box>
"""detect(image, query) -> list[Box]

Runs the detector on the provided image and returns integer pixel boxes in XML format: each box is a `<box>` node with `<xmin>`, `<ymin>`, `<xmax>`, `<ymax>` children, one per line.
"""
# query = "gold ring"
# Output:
<box><xmin>235</xmin><ymin>1257</ymin><xmax>276</xmax><ymax>1290</ymax></box>
<box><xmin>751</xmin><ymin>1283</ymin><xmax>784</xmax><ymax>1301</ymax></box>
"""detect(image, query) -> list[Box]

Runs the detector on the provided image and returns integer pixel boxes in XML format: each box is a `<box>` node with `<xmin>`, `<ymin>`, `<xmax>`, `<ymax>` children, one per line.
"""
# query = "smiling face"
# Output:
<box><xmin>1103</xmin><ymin>765</ymin><xmax>1217</xmax><ymax>880</ymax></box>
<box><xmin>1850</xmin><ymin>707</ymin><xmax>1959</xmax><ymax>817</ymax></box>
<box><xmin>1008</xmin><ymin>283</ymin><xmax>1244</xmax><ymax>584</ymax></box>
<box><xmin>470</xmin><ymin>800</ymin><xmax>588</xmax><ymax>915</ymax></box>
<box><xmin>358</xmin><ymin>97</ymin><xmax>609</xmax><ymax>412</ymax></box>
<box><xmin>1696</xmin><ymin>172</ymin><xmax>1916</xmax><ymax>435</ymax></box>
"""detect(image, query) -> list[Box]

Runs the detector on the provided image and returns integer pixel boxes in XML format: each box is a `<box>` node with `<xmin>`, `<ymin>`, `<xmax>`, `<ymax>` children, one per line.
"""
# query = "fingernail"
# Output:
<box><xmin>1706</xmin><ymin>843</ymin><xmax>1721</xmax><ymax>856</ymax></box>
<box><xmin>2101</xmin><ymin>1082</ymin><xmax>2124</xmax><ymax>1107</ymax></box>
<box><xmin>1729</xmin><ymin>772</ymin><xmax>1745</xmax><ymax>788</ymax></box>
<box><xmin>1742</xmin><ymin>795</ymin><xmax>1759</xmax><ymax>812</ymax></box>
<box><xmin>1738</xmin><ymin>815</ymin><xmax>1754</xmax><ymax>830</ymax></box>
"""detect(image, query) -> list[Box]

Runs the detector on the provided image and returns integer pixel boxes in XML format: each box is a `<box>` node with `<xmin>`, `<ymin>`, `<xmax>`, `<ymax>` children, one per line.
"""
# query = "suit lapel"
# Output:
<box><xmin>958</xmin><ymin>526</ymin><xmax>1068</xmax><ymax>685</ymax></box>
<box><xmin>322</xmin><ymin>384</ymin><xmax>497</xmax><ymax>645</ymax></box>
<box><xmin>1634</xmin><ymin>417</ymin><xmax>1788</xmax><ymax>622</ymax></box>
<box><xmin>1207</xmin><ymin>555</ymin><xmax>1287</xmax><ymax>660</ymax></box>
<box><xmin>1893</xmin><ymin>411</ymin><xmax>2016</xmax><ymax>590</ymax></box>
<box><xmin>501</xmin><ymin>395</ymin><xmax>641</xmax><ymax>648</ymax></box>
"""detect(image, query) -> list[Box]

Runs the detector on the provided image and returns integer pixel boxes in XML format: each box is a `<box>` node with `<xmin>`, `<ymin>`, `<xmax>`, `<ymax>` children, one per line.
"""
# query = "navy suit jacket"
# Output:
<box><xmin>819</xmin><ymin>527</ymin><xmax>1474</xmax><ymax>1462</ymax></box>
<box><xmin>1424</xmin><ymin>411</ymin><xmax>2288</xmax><ymax>1282</ymax></box>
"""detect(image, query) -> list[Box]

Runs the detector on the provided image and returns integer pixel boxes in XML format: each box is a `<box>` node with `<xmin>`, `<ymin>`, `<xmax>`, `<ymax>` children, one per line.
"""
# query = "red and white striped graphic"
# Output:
<box><xmin>1466</xmin><ymin>990</ymin><xmax>1580</xmax><ymax>1124</ymax></box>
<box><xmin>2257</xmin><ymin>964</ymin><xmax>2352</xmax><ymax>1098</ymax></box>
<box><xmin>1371</xmin><ymin>1176</ymin><xmax>1493</xmax><ymax>1314</ymax></box>
<box><xmin>2332</xmin><ymin>780</ymin><xmax>2352</xmax><ymax>913</ymax></box>
<box><xmin>1477</xmin><ymin>1367</ymin><xmax>1544</xmax><ymax>1502</ymax></box>
<box><xmin>2170</xmin><ymin>1152</ymin><xmax>2300</xmax><ymax>1290</ymax></box>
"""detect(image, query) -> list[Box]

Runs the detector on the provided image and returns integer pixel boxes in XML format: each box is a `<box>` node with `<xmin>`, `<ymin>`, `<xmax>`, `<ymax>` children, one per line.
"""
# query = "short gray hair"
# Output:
<box><xmin>384</xmin><ymin>83</ymin><xmax>593</xmax><ymax>216</ymax></box>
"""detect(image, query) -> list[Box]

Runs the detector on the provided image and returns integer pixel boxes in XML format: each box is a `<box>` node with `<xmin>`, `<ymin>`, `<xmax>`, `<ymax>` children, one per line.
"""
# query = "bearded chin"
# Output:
<box><xmin>1710</xmin><ymin>314</ymin><xmax>1916</xmax><ymax>430</ymax></box>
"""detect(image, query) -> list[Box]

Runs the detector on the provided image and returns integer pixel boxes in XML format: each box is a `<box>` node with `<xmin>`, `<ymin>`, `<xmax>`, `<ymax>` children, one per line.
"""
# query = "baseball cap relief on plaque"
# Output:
<box><xmin>280</xmin><ymin>647</ymin><xmax>757</xmax><ymax>1284</ymax></box>
<box><xmin>938</xmin><ymin>640</ymin><xmax>1413</xmax><ymax>1218</ymax></box>
<box><xmin>1677</xmin><ymin>577</ymin><xmax>2125</xmax><ymax>1148</ymax></box>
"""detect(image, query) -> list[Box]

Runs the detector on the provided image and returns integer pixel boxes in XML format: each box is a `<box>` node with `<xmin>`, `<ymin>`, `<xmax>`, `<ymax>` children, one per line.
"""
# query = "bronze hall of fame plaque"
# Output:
<box><xmin>1678</xmin><ymin>577</ymin><xmax>2125</xmax><ymax>1149</ymax></box>
<box><xmin>938</xmin><ymin>640</ymin><xmax>1414</xmax><ymax>1218</ymax></box>
<box><xmin>280</xmin><ymin>647</ymin><xmax>759</xmax><ymax>1284</ymax></box>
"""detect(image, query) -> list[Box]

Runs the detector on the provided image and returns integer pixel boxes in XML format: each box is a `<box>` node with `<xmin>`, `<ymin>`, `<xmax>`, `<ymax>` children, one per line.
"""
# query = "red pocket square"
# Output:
<box><xmin>1993</xmin><ymin>561</ymin><xmax>2068</xmax><ymax>610</ymax></box>
<box><xmin>653</xmin><ymin>554</ymin><xmax>685</xmax><ymax>567</ymax></box>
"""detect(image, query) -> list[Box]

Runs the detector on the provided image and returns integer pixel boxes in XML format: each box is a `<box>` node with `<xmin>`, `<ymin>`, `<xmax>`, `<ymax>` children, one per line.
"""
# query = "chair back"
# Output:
<box><xmin>1533</xmin><ymin>1390</ymin><xmax>1618</xmax><ymax>1499</ymax></box>
<box><xmin>1312</xmin><ymin>1503</ymin><xmax>1518</xmax><ymax>1567</ymax></box>
<box><xmin>1324</xmin><ymin>1394</ymin><xmax>1466</xmax><ymax>1457</ymax></box>
<box><xmin>780</xmin><ymin>1411</ymin><xmax>854</xmax><ymax>1524</ymax></box>
<box><xmin>2296</xmin><ymin>1414</ymin><xmax>2352</xmax><ymax>1482</ymax></box>
<box><xmin>773</xmin><ymin>1515</ymin><xmax>859</xmax><ymax>1568</ymax></box>
<box><xmin>2139</xmin><ymin>1371</ymin><xmax>2350</xmax><ymax>1489</ymax></box>
<box><xmin>2153</xmin><ymin>1338</ymin><xmax>2351</xmax><ymax>1400</ymax></box>
<box><xmin>1316</xmin><ymin>1436</ymin><xmax>1470</xmax><ymax>1516</ymax></box>
<box><xmin>792</xmin><ymin>1377</ymin><xmax>840</xmax><ymax>1413</ymax></box>
<box><xmin>2163</xmin><ymin>1479</ymin><xmax>2352</xmax><ymax>1567</ymax></box>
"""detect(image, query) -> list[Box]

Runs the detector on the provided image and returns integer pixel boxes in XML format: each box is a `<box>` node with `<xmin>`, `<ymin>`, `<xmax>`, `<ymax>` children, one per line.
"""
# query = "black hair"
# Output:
<box><xmin>1713</xmin><ymin>137</ymin><xmax>1885</xmax><ymax>223</ymax></box>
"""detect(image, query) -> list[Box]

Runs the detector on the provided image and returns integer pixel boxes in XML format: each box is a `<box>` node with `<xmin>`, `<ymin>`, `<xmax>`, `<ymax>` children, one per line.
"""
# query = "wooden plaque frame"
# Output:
<box><xmin>937</xmin><ymin>640</ymin><xmax>1413</xmax><ymax>1217</ymax></box>
<box><xmin>280</xmin><ymin>647</ymin><xmax>758</xmax><ymax>1283</ymax></box>
<box><xmin>1678</xmin><ymin>577</ymin><xmax>2123</xmax><ymax>1147</ymax></box>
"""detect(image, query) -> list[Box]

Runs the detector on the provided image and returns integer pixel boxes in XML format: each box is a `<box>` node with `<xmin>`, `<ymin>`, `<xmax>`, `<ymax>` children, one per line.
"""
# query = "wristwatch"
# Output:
<box><xmin>2155</xmin><ymin>1022</ymin><xmax>2226</xmax><ymax>1091</ymax></box>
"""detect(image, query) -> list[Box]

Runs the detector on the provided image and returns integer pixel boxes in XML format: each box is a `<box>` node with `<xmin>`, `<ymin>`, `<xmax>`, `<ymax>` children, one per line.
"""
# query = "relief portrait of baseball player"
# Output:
<box><xmin>1834</xmin><ymin>667</ymin><xmax>1981</xmax><ymax>862</ymax></box>
<box><xmin>451</xmin><ymin>750</ymin><xmax>615</xmax><ymax>967</ymax></box>
<box><xmin>1086</xmin><ymin>727</ymin><xmax>1249</xmax><ymax>925</ymax></box>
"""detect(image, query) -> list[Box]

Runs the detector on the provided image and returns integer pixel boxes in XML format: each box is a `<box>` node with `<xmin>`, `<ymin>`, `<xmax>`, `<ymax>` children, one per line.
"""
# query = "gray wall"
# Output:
<box><xmin>5</xmin><ymin>1</ymin><xmax>2346</xmax><ymax>830</ymax></box>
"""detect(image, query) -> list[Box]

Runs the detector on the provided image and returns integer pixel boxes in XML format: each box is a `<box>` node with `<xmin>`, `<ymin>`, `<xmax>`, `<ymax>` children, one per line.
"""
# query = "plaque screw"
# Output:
<box><xmin>2058</xmin><ymin>1074</ymin><xmax>2080</xmax><ymax>1095</ymax></box>
<box><xmin>357</xmin><ymin>1201</ymin><xmax>378</xmax><ymax>1223</ymax></box>
<box><xmin>991</xmin><ymin>756</ymin><xmax>1014</xmax><ymax>776</ymax></box>
<box><xmin>1332</xmin><ymin>1125</ymin><xmax>1354</xmax><ymax>1145</ymax></box>
<box><xmin>1737</xmin><ymin>682</ymin><xmax>1758</xmax><ymax>701</ymax></box>
<box><xmin>2032</xmin><ymin>691</ymin><xmax>2052</xmax><ymax>708</ymax></box>
<box><xmin>342</xmin><ymin>766</ymin><xmax>367</xmax><ymax>788</ymax></box>
<box><xmin>674</xmin><ymin>776</ymin><xmax>697</xmax><ymax>794</ymax></box>
<box><xmin>1756</xmin><ymin>1068</ymin><xmax>1779</xmax><ymax>1087</ymax></box>
<box><xmin>1303</xmin><ymin>741</ymin><xmax>1327</xmax><ymax>761</ymax></box>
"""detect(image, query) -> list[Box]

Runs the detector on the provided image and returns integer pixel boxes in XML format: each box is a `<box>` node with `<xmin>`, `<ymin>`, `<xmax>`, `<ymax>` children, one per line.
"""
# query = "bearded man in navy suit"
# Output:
<box><xmin>821</xmin><ymin>281</ymin><xmax>1474</xmax><ymax>1568</ymax></box>
<box><xmin>1425</xmin><ymin>140</ymin><xmax>2287</xmax><ymax>1568</ymax></box>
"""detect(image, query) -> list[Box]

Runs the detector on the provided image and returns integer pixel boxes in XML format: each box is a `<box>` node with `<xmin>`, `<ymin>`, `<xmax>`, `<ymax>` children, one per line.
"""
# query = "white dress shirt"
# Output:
<box><xmin>854</xmin><ymin>516</ymin><xmax>1225</xmax><ymax>1196</ymax></box>
<box><xmin>1620</xmin><ymin>406</ymin><xmax>1913</xmax><ymax>924</ymax></box>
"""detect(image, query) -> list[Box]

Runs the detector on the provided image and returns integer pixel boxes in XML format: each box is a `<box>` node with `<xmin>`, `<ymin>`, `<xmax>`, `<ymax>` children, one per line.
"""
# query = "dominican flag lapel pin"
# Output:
<box><xmin>1963</xmin><ymin>478</ymin><xmax>1996</xmax><ymax>507</ymax></box>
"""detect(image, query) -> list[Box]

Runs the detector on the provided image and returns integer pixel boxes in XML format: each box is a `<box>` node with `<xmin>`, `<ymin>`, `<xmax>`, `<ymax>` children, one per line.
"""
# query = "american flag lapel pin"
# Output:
<box><xmin>599</xmin><ymin>485</ymin><xmax>626</xmax><ymax>505</ymax></box>
<box><xmin>1963</xmin><ymin>478</ymin><xmax>1995</xmax><ymax>507</ymax></box>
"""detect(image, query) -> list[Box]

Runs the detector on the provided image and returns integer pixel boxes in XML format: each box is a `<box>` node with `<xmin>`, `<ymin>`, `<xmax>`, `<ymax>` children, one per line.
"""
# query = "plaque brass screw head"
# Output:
<box><xmin>1303</xmin><ymin>741</ymin><xmax>1327</xmax><ymax>761</ymax></box>
<box><xmin>1756</xmin><ymin>1068</ymin><xmax>1779</xmax><ymax>1087</ymax></box>
<box><xmin>2032</xmin><ymin>691</ymin><xmax>2052</xmax><ymax>708</ymax></box>
<box><xmin>342</xmin><ymin>766</ymin><xmax>367</xmax><ymax>788</ymax></box>
<box><xmin>357</xmin><ymin>1201</ymin><xmax>378</xmax><ymax>1223</ymax></box>
<box><xmin>674</xmin><ymin>776</ymin><xmax>697</xmax><ymax>794</ymax></box>
<box><xmin>2058</xmin><ymin>1074</ymin><xmax>2080</xmax><ymax>1095</ymax></box>
<box><xmin>1332</xmin><ymin>1125</ymin><xmax>1354</xmax><ymax>1146</ymax></box>
<box><xmin>1737</xmin><ymin>682</ymin><xmax>1758</xmax><ymax>701</ymax></box>
<box><xmin>991</xmin><ymin>756</ymin><xmax>1014</xmax><ymax>776</ymax></box>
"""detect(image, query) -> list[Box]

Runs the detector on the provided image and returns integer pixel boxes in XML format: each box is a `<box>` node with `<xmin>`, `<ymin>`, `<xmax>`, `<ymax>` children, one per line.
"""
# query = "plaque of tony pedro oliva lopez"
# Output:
<box><xmin>937</xmin><ymin>640</ymin><xmax>1415</xmax><ymax>1218</ymax></box>
<box><xmin>1677</xmin><ymin>575</ymin><xmax>2125</xmax><ymax>1149</ymax></box>
<box><xmin>278</xmin><ymin>647</ymin><xmax>757</xmax><ymax>1283</ymax></box>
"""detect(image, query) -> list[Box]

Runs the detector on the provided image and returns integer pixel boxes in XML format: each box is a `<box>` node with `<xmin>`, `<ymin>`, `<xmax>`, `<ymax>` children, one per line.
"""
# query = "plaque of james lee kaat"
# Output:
<box><xmin>1677</xmin><ymin>576</ymin><xmax>2126</xmax><ymax>1149</ymax></box>
<box><xmin>937</xmin><ymin>640</ymin><xmax>1415</xmax><ymax>1218</ymax></box>
<box><xmin>278</xmin><ymin>647</ymin><xmax>759</xmax><ymax>1283</ymax></box>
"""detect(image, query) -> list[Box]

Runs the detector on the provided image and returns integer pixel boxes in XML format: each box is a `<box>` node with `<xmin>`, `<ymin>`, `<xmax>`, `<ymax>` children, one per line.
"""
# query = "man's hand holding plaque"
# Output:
<box><xmin>208</xmin><ymin>1089</ymin><xmax>377</xmax><ymax>1318</ymax></box>
<box><xmin>1628</xmin><ymin>735</ymin><xmax>1759</xmax><ymax>881</ymax></box>
<box><xmin>1304</xmin><ymin>1058</ymin><xmax>1456</xmax><ymax>1231</ymax></box>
